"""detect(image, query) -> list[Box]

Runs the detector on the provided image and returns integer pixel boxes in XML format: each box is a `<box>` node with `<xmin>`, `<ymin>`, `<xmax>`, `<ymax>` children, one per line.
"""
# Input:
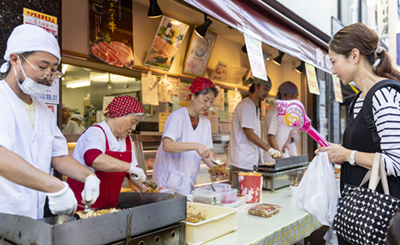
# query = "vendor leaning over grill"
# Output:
<box><xmin>0</xmin><ymin>24</ymin><xmax>100</xmax><ymax>219</ymax></box>
<box><xmin>153</xmin><ymin>78</ymin><xmax>217</xmax><ymax>196</ymax></box>
<box><xmin>228</xmin><ymin>77</ymin><xmax>282</xmax><ymax>187</ymax></box>
<box><xmin>68</xmin><ymin>95</ymin><xmax>148</xmax><ymax>210</ymax></box>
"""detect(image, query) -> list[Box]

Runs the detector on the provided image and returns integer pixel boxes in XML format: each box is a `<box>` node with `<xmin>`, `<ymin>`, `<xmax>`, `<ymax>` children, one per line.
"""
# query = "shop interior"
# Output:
<box><xmin>61</xmin><ymin>0</ymin><xmax>344</xmax><ymax>188</ymax></box>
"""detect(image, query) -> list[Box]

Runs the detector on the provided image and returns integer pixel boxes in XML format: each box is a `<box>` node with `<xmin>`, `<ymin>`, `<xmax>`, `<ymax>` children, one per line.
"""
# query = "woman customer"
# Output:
<box><xmin>153</xmin><ymin>77</ymin><xmax>217</xmax><ymax>196</ymax></box>
<box><xmin>318</xmin><ymin>23</ymin><xmax>400</xmax><ymax>244</ymax></box>
<box><xmin>67</xmin><ymin>95</ymin><xmax>147</xmax><ymax>210</ymax></box>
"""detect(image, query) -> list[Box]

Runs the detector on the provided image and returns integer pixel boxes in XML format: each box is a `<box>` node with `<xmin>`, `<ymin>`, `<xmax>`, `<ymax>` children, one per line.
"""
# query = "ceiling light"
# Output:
<box><xmin>241</xmin><ymin>44</ymin><xmax>247</xmax><ymax>54</ymax></box>
<box><xmin>66</xmin><ymin>81</ymin><xmax>91</xmax><ymax>89</ymax></box>
<box><xmin>195</xmin><ymin>14</ymin><xmax>212</xmax><ymax>38</ymax></box>
<box><xmin>62</xmin><ymin>64</ymin><xmax>68</xmax><ymax>74</ymax></box>
<box><xmin>272</xmin><ymin>51</ymin><xmax>285</xmax><ymax>66</ymax></box>
<box><xmin>295</xmin><ymin>61</ymin><xmax>304</xmax><ymax>74</ymax></box>
<box><xmin>148</xmin><ymin>0</ymin><xmax>163</xmax><ymax>18</ymax></box>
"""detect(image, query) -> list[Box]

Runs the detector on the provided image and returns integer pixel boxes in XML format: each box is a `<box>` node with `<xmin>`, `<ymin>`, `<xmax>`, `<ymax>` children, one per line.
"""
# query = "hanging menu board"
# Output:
<box><xmin>89</xmin><ymin>0</ymin><xmax>134</xmax><ymax>69</ymax></box>
<box><xmin>244</xmin><ymin>34</ymin><xmax>268</xmax><ymax>81</ymax></box>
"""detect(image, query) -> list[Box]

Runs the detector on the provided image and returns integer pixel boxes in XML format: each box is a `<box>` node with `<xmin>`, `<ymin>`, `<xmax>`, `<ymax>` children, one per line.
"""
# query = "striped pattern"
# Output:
<box><xmin>204</xmin><ymin>188</ymin><xmax>322</xmax><ymax>245</ymax></box>
<box><xmin>353</xmin><ymin>87</ymin><xmax>400</xmax><ymax>177</ymax></box>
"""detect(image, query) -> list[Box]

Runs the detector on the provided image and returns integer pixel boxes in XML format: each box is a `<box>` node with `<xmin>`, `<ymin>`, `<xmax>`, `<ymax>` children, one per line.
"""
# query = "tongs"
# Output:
<box><xmin>84</xmin><ymin>203</ymin><xmax>91</xmax><ymax>212</ymax></box>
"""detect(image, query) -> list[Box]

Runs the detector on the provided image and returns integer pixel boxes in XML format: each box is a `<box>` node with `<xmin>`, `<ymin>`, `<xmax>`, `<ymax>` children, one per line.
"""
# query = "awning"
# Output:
<box><xmin>182</xmin><ymin>0</ymin><xmax>332</xmax><ymax>73</ymax></box>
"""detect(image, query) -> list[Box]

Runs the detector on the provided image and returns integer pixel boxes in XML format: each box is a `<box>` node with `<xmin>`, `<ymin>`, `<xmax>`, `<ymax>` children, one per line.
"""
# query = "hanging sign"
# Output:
<box><xmin>332</xmin><ymin>75</ymin><xmax>343</xmax><ymax>103</ymax></box>
<box><xmin>89</xmin><ymin>0</ymin><xmax>134</xmax><ymax>68</ymax></box>
<box><xmin>209</xmin><ymin>111</ymin><xmax>219</xmax><ymax>134</ymax></box>
<box><xmin>159</xmin><ymin>112</ymin><xmax>171</xmax><ymax>132</ymax></box>
<box><xmin>179</xmin><ymin>81</ymin><xmax>192</xmax><ymax>106</ymax></box>
<box><xmin>377</xmin><ymin>0</ymin><xmax>389</xmax><ymax>39</ymax></box>
<box><xmin>244</xmin><ymin>34</ymin><xmax>268</xmax><ymax>81</ymax></box>
<box><xmin>23</xmin><ymin>8</ymin><xmax>60</xmax><ymax>105</ymax></box>
<box><xmin>209</xmin><ymin>61</ymin><xmax>247</xmax><ymax>84</ymax></box>
<box><xmin>228</xmin><ymin>90</ymin><xmax>242</xmax><ymax>120</ymax></box>
<box><xmin>305</xmin><ymin>63</ymin><xmax>320</xmax><ymax>95</ymax></box>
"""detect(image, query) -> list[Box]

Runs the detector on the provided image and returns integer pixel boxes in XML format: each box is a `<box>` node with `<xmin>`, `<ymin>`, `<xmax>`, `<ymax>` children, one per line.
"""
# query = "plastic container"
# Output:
<box><xmin>193</xmin><ymin>188</ymin><xmax>221</xmax><ymax>205</ymax></box>
<box><xmin>215</xmin><ymin>188</ymin><xmax>238</xmax><ymax>204</ymax></box>
<box><xmin>290</xmin><ymin>185</ymin><xmax>298</xmax><ymax>197</ymax></box>
<box><xmin>221</xmin><ymin>199</ymin><xmax>241</xmax><ymax>208</ymax></box>
<box><xmin>185</xmin><ymin>202</ymin><xmax>238</xmax><ymax>245</ymax></box>
<box><xmin>212</xmin><ymin>183</ymin><xmax>232</xmax><ymax>191</ymax></box>
<box><xmin>248</xmin><ymin>203</ymin><xmax>282</xmax><ymax>218</ymax></box>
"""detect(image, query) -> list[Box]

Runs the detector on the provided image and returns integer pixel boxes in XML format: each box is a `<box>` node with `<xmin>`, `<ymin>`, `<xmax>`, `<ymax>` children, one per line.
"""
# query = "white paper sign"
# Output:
<box><xmin>209</xmin><ymin>61</ymin><xmax>247</xmax><ymax>84</ymax></box>
<box><xmin>244</xmin><ymin>34</ymin><xmax>268</xmax><ymax>81</ymax></box>
<box><xmin>377</xmin><ymin>0</ymin><xmax>389</xmax><ymax>38</ymax></box>
<box><xmin>228</xmin><ymin>90</ymin><xmax>242</xmax><ymax>120</ymax></box>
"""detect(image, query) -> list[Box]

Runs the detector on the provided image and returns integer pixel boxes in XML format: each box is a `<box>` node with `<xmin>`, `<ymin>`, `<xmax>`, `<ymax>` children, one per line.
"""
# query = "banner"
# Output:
<box><xmin>23</xmin><ymin>8</ymin><xmax>58</xmax><ymax>36</ymax></box>
<box><xmin>89</xmin><ymin>0</ymin><xmax>134</xmax><ymax>68</ymax></box>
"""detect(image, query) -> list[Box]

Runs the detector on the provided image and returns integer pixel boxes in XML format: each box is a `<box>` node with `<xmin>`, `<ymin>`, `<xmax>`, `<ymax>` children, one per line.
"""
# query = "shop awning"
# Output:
<box><xmin>182</xmin><ymin>0</ymin><xmax>332</xmax><ymax>73</ymax></box>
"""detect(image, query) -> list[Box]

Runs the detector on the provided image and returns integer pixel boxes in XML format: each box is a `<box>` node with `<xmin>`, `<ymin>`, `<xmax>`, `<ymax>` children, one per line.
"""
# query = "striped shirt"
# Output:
<box><xmin>352</xmin><ymin>87</ymin><xmax>400</xmax><ymax>177</ymax></box>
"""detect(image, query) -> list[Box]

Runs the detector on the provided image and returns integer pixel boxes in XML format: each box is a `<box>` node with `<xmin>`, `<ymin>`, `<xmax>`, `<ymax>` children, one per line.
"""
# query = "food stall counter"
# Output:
<box><xmin>204</xmin><ymin>188</ymin><xmax>322</xmax><ymax>245</ymax></box>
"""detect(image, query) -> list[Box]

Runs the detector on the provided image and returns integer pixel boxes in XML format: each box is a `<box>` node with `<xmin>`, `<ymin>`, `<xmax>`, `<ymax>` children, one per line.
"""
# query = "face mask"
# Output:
<box><xmin>13</xmin><ymin>56</ymin><xmax>50</xmax><ymax>97</ymax></box>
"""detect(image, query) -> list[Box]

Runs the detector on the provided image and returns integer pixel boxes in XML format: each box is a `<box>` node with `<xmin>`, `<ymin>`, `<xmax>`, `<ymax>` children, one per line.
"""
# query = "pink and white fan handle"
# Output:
<box><xmin>275</xmin><ymin>100</ymin><xmax>330</xmax><ymax>147</ymax></box>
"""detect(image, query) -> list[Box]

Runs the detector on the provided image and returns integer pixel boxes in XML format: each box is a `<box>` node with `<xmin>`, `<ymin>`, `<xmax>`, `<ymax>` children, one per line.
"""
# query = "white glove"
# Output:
<box><xmin>268</xmin><ymin>148</ymin><xmax>282</xmax><ymax>159</ymax></box>
<box><xmin>81</xmin><ymin>175</ymin><xmax>100</xmax><ymax>205</ymax></box>
<box><xmin>46</xmin><ymin>182</ymin><xmax>77</xmax><ymax>216</ymax></box>
<box><xmin>128</xmin><ymin>165</ymin><xmax>146</xmax><ymax>183</ymax></box>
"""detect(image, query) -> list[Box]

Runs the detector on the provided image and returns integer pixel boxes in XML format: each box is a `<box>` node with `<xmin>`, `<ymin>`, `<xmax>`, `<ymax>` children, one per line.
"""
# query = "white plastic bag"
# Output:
<box><xmin>296</xmin><ymin>152</ymin><xmax>338</xmax><ymax>226</ymax></box>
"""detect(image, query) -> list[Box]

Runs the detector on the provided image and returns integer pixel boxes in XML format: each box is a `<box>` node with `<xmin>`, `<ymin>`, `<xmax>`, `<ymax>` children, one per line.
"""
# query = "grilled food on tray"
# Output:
<box><xmin>248</xmin><ymin>204</ymin><xmax>282</xmax><ymax>218</ymax></box>
<box><xmin>258</xmin><ymin>161</ymin><xmax>276</xmax><ymax>167</ymax></box>
<box><xmin>76</xmin><ymin>208</ymin><xmax>120</xmax><ymax>219</ymax></box>
<box><xmin>186</xmin><ymin>212</ymin><xmax>207</xmax><ymax>223</ymax></box>
<box><xmin>208</xmin><ymin>165</ymin><xmax>229</xmax><ymax>176</ymax></box>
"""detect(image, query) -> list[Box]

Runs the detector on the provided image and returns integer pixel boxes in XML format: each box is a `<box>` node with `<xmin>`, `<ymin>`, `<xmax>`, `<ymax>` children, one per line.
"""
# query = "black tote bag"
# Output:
<box><xmin>332</xmin><ymin>153</ymin><xmax>400</xmax><ymax>245</ymax></box>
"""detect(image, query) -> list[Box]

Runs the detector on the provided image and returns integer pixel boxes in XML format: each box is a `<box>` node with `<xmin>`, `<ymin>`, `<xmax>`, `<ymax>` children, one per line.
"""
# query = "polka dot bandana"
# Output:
<box><xmin>189</xmin><ymin>77</ymin><xmax>215</xmax><ymax>94</ymax></box>
<box><xmin>104</xmin><ymin>95</ymin><xmax>145</xmax><ymax>118</ymax></box>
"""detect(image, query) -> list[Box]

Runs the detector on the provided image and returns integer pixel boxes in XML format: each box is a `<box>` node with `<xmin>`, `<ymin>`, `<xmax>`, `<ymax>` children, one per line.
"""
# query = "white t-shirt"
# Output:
<box><xmin>153</xmin><ymin>107</ymin><xmax>213</xmax><ymax>195</ymax></box>
<box><xmin>72</xmin><ymin>121</ymin><xmax>138</xmax><ymax>171</ymax></box>
<box><xmin>228</xmin><ymin>97</ymin><xmax>263</xmax><ymax>170</ymax></box>
<box><xmin>263</xmin><ymin>105</ymin><xmax>293</xmax><ymax>162</ymax></box>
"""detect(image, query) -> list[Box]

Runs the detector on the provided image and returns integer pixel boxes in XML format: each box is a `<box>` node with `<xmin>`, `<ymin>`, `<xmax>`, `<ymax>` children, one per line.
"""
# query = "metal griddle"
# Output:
<box><xmin>255</xmin><ymin>155</ymin><xmax>309</xmax><ymax>191</ymax></box>
<box><xmin>0</xmin><ymin>192</ymin><xmax>186</xmax><ymax>245</ymax></box>
<box><xmin>255</xmin><ymin>155</ymin><xmax>309</xmax><ymax>172</ymax></box>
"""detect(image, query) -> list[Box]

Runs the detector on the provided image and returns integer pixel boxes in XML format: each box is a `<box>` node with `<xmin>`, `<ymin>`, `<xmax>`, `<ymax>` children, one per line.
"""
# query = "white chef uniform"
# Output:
<box><xmin>0</xmin><ymin>80</ymin><xmax>68</xmax><ymax>219</ymax></box>
<box><xmin>228</xmin><ymin>97</ymin><xmax>263</xmax><ymax>170</ymax></box>
<box><xmin>153</xmin><ymin>107</ymin><xmax>213</xmax><ymax>196</ymax></box>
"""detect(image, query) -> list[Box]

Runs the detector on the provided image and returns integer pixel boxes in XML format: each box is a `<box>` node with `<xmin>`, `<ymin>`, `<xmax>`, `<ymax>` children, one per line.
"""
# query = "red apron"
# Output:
<box><xmin>67</xmin><ymin>125</ymin><xmax>132</xmax><ymax>210</ymax></box>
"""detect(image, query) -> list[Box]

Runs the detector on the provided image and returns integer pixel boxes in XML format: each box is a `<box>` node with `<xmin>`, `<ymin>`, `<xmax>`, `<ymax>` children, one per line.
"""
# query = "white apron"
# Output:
<box><xmin>153</xmin><ymin>107</ymin><xmax>213</xmax><ymax>196</ymax></box>
<box><xmin>0</xmin><ymin>80</ymin><xmax>68</xmax><ymax>219</ymax></box>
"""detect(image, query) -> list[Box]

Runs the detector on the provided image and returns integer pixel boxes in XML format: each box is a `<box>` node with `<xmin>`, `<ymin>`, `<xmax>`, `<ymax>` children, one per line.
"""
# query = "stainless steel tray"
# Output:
<box><xmin>256</xmin><ymin>155</ymin><xmax>309</xmax><ymax>172</ymax></box>
<box><xmin>0</xmin><ymin>192</ymin><xmax>186</xmax><ymax>245</ymax></box>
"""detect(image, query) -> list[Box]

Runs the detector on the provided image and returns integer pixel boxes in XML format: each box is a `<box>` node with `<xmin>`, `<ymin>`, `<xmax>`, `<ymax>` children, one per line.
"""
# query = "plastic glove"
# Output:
<box><xmin>81</xmin><ymin>175</ymin><xmax>100</xmax><ymax>205</ymax></box>
<box><xmin>46</xmin><ymin>182</ymin><xmax>77</xmax><ymax>216</ymax></box>
<box><xmin>268</xmin><ymin>148</ymin><xmax>282</xmax><ymax>159</ymax></box>
<box><xmin>127</xmin><ymin>164</ymin><xmax>146</xmax><ymax>183</ymax></box>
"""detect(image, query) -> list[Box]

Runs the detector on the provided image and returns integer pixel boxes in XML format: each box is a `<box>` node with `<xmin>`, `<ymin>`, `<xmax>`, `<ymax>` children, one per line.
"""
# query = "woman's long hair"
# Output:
<box><xmin>329</xmin><ymin>23</ymin><xmax>400</xmax><ymax>82</ymax></box>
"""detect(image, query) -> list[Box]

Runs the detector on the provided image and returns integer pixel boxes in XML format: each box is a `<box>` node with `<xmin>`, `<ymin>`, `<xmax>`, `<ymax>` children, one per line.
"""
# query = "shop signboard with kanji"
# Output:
<box><xmin>89</xmin><ymin>0</ymin><xmax>134</xmax><ymax>68</ymax></box>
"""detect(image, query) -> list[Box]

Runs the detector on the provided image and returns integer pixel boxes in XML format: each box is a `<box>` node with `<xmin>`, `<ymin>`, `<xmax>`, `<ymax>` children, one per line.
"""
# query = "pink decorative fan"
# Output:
<box><xmin>275</xmin><ymin>99</ymin><xmax>330</xmax><ymax>147</ymax></box>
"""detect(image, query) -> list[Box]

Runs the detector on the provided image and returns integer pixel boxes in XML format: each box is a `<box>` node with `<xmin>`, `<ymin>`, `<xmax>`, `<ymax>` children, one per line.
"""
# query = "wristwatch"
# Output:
<box><xmin>348</xmin><ymin>150</ymin><xmax>357</xmax><ymax>166</ymax></box>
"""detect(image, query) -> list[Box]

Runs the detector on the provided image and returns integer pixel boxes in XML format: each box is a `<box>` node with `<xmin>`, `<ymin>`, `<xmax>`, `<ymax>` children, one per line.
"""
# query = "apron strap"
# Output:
<box><xmin>88</xmin><ymin>125</ymin><xmax>110</xmax><ymax>151</ymax></box>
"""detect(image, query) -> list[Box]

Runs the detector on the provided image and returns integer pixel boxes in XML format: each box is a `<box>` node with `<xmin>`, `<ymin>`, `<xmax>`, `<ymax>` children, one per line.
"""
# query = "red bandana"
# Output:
<box><xmin>189</xmin><ymin>77</ymin><xmax>215</xmax><ymax>94</ymax></box>
<box><xmin>104</xmin><ymin>95</ymin><xmax>145</xmax><ymax>118</ymax></box>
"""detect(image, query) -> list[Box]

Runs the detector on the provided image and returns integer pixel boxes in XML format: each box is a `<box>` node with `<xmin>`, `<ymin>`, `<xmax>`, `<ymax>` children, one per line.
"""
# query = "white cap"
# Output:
<box><xmin>1</xmin><ymin>24</ymin><xmax>61</xmax><ymax>73</ymax></box>
<box><xmin>71</xmin><ymin>114</ymin><xmax>83</xmax><ymax>122</ymax></box>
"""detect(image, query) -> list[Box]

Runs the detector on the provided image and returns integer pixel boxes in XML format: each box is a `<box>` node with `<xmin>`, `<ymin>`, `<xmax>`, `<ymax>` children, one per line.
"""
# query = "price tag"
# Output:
<box><xmin>332</xmin><ymin>75</ymin><xmax>343</xmax><ymax>103</ymax></box>
<box><xmin>305</xmin><ymin>63</ymin><xmax>320</xmax><ymax>95</ymax></box>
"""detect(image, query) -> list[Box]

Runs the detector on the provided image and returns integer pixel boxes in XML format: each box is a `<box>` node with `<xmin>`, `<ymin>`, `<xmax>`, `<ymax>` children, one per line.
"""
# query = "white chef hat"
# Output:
<box><xmin>0</xmin><ymin>24</ymin><xmax>61</xmax><ymax>73</ymax></box>
<box><xmin>71</xmin><ymin>114</ymin><xmax>83</xmax><ymax>122</ymax></box>
<box><xmin>62</xmin><ymin>104</ymin><xmax>69</xmax><ymax>109</ymax></box>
